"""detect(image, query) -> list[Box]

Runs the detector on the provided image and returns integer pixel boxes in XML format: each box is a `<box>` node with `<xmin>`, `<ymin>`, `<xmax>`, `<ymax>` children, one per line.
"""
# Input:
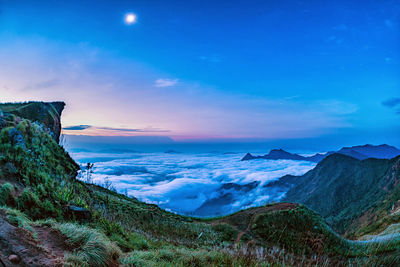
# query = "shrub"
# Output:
<box><xmin>212</xmin><ymin>223</ymin><xmax>238</xmax><ymax>242</ymax></box>
<box><xmin>0</xmin><ymin>183</ymin><xmax>14</xmax><ymax>206</ymax></box>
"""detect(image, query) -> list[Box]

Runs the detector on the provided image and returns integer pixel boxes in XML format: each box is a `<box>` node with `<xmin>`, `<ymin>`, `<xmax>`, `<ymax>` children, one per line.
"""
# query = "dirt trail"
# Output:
<box><xmin>234</xmin><ymin>212</ymin><xmax>259</xmax><ymax>245</ymax></box>
<box><xmin>227</xmin><ymin>203</ymin><xmax>299</xmax><ymax>246</ymax></box>
<box><xmin>0</xmin><ymin>212</ymin><xmax>69</xmax><ymax>266</ymax></box>
<box><xmin>34</xmin><ymin>226</ymin><xmax>71</xmax><ymax>264</ymax></box>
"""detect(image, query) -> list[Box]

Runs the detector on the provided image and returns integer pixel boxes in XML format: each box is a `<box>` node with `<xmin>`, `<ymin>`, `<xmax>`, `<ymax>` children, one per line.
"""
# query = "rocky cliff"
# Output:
<box><xmin>0</xmin><ymin>101</ymin><xmax>65</xmax><ymax>143</ymax></box>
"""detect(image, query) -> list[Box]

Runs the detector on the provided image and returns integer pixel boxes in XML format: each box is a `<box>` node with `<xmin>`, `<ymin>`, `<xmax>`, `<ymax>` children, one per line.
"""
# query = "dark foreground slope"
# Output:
<box><xmin>0</xmin><ymin>102</ymin><xmax>399</xmax><ymax>266</ymax></box>
<box><xmin>284</xmin><ymin>154</ymin><xmax>400</xmax><ymax>236</ymax></box>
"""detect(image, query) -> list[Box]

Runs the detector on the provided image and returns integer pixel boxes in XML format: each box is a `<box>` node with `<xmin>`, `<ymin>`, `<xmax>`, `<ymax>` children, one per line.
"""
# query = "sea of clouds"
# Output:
<box><xmin>70</xmin><ymin>150</ymin><xmax>315</xmax><ymax>217</ymax></box>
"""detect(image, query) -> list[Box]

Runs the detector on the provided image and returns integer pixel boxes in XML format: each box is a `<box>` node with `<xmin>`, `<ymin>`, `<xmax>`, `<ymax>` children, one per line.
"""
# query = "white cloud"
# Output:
<box><xmin>73</xmin><ymin>150</ymin><xmax>315</xmax><ymax>216</ymax></box>
<box><xmin>155</xmin><ymin>78</ymin><xmax>179</xmax><ymax>87</ymax></box>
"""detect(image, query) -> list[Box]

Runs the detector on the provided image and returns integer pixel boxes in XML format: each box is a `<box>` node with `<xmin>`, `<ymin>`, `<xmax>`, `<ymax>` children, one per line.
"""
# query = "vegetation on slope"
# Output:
<box><xmin>284</xmin><ymin>153</ymin><xmax>400</xmax><ymax>236</ymax></box>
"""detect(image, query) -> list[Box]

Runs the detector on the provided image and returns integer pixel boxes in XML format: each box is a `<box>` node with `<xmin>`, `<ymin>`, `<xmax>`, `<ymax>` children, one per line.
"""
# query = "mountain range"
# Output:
<box><xmin>242</xmin><ymin>144</ymin><xmax>400</xmax><ymax>162</ymax></box>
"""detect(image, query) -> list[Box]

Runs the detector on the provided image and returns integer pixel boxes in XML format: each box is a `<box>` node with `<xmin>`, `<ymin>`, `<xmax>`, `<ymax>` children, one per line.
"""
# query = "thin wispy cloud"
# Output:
<box><xmin>382</xmin><ymin>97</ymin><xmax>400</xmax><ymax>108</ymax></box>
<box><xmin>155</xmin><ymin>78</ymin><xmax>179</xmax><ymax>87</ymax></box>
<box><xmin>333</xmin><ymin>24</ymin><xmax>348</xmax><ymax>31</ymax></box>
<box><xmin>199</xmin><ymin>55</ymin><xmax>222</xmax><ymax>63</ymax></box>
<box><xmin>63</xmin><ymin>125</ymin><xmax>170</xmax><ymax>134</ymax></box>
<box><xmin>63</xmin><ymin>125</ymin><xmax>91</xmax><ymax>130</ymax></box>
<box><xmin>23</xmin><ymin>79</ymin><xmax>60</xmax><ymax>91</ymax></box>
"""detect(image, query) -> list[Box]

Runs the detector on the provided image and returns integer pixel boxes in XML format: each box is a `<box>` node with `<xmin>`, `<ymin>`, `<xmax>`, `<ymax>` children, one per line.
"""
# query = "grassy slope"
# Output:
<box><xmin>1</xmin><ymin>102</ymin><xmax>400</xmax><ymax>266</ymax></box>
<box><xmin>284</xmin><ymin>153</ymin><xmax>400</xmax><ymax>236</ymax></box>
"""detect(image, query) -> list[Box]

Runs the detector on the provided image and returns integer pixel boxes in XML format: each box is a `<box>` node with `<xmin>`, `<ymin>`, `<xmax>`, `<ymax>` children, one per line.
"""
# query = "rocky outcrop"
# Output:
<box><xmin>0</xmin><ymin>102</ymin><xmax>65</xmax><ymax>143</ymax></box>
<box><xmin>65</xmin><ymin>205</ymin><xmax>92</xmax><ymax>222</ymax></box>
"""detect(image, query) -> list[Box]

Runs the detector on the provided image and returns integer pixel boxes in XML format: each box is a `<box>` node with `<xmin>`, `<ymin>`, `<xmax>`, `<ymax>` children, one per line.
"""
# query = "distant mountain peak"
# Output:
<box><xmin>241</xmin><ymin>144</ymin><xmax>400</xmax><ymax>162</ymax></box>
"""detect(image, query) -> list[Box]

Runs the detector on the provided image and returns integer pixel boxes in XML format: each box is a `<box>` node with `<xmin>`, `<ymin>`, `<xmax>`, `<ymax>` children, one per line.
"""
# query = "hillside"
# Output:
<box><xmin>1</xmin><ymin>102</ymin><xmax>400</xmax><ymax>266</ymax></box>
<box><xmin>284</xmin><ymin>154</ymin><xmax>400</xmax><ymax>236</ymax></box>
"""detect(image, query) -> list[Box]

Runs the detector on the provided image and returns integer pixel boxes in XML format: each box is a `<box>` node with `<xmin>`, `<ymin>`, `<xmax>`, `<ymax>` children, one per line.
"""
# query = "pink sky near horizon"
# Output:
<box><xmin>0</xmin><ymin>36</ymin><xmax>372</xmax><ymax>142</ymax></box>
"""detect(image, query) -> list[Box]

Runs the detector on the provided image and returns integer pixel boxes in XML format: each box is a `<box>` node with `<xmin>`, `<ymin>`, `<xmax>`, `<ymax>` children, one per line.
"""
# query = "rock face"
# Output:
<box><xmin>0</xmin><ymin>102</ymin><xmax>65</xmax><ymax>143</ymax></box>
<box><xmin>8</xmin><ymin>254</ymin><xmax>20</xmax><ymax>264</ymax></box>
<box><xmin>66</xmin><ymin>205</ymin><xmax>92</xmax><ymax>221</ymax></box>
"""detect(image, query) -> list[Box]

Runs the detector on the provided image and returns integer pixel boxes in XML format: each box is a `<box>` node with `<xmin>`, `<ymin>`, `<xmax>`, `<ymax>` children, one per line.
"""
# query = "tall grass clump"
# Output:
<box><xmin>1</xmin><ymin>206</ymin><xmax>33</xmax><ymax>232</ymax></box>
<box><xmin>51</xmin><ymin>222</ymin><xmax>121</xmax><ymax>267</ymax></box>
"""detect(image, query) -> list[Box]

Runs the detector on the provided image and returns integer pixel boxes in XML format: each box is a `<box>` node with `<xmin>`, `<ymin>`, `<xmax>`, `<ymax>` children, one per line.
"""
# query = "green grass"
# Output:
<box><xmin>120</xmin><ymin>247</ymin><xmax>278</xmax><ymax>267</ymax></box>
<box><xmin>1</xmin><ymin>206</ymin><xmax>34</xmax><ymax>232</ymax></box>
<box><xmin>48</xmin><ymin>221</ymin><xmax>122</xmax><ymax>267</ymax></box>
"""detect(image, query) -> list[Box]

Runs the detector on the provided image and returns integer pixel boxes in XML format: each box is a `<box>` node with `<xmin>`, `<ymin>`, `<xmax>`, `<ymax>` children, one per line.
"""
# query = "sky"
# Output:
<box><xmin>0</xmin><ymin>0</ymin><xmax>399</xmax><ymax>147</ymax></box>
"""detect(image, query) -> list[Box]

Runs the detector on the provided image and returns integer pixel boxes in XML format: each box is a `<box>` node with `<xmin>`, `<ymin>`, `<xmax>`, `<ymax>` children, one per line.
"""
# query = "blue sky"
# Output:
<box><xmin>0</xmin><ymin>0</ymin><xmax>399</xmax><ymax>146</ymax></box>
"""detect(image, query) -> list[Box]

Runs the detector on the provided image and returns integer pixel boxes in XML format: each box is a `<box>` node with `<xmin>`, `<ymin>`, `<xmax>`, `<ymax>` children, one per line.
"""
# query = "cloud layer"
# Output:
<box><xmin>71</xmin><ymin>149</ymin><xmax>315</xmax><ymax>216</ymax></box>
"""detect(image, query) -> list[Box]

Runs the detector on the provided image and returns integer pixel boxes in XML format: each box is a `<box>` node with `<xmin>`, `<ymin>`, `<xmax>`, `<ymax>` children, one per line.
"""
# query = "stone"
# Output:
<box><xmin>8</xmin><ymin>254</ymin><xmax>20</xmax><ymax>264</ymax></box>
<box><xmin>66</xmin><ymin>205</ymin><xmax>92</xmax><ymax>221</ymax></box>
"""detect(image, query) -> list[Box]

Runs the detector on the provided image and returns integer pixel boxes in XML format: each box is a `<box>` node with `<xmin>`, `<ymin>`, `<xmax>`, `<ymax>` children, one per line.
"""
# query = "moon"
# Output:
<box><xmin>124</xmin><ymin>13</ymin><xmax>137</xmax><ymax>25</ymax></box>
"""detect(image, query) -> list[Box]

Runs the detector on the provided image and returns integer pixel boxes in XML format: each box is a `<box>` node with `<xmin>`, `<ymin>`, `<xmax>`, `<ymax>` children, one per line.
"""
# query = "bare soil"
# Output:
<box><xmin>0</xmin><ymin>211</ymin><xmax>70</xmax><ymax>266</ymax></box>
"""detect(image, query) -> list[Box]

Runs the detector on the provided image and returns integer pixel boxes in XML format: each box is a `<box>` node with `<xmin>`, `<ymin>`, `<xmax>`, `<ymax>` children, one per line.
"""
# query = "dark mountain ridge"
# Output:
<box><xmin>242</xmin><ymin>144</ymin><xmax>400</xmax><ymax>162</ymax></box>
<box><xmin>283</xmin><ymin>153</ymin><xmax>400</xmax><ymax>236</ymax></box>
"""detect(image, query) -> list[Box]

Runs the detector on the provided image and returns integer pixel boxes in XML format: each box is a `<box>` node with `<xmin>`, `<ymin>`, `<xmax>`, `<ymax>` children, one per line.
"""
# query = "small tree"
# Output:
<box><xmin>85</xmin><ymin>163</ymin><xmax>94</xmax><ymax>184</ymax></box>
<box><xmin>103</xmin><ymin>177</ymin><xmax>112</xmax><ymax>189</ymax></box>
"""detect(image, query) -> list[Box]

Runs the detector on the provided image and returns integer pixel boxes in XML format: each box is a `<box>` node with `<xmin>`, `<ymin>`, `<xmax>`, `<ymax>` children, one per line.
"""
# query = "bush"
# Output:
<box><xmin>212</xmin><ymin>223</ymin><xmax>238</xmax><ymax>242</ymax></box>
<box><xmin>0</xmin><ymin>183</ymin><xmax>14</xmax><ymax>206</ymax></box>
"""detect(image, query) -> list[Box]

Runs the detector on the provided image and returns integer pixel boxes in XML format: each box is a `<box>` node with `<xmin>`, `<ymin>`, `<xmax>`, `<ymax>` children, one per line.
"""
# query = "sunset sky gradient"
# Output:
<box><xmin>0</xmin><ymin>0</ymin><xmax>399</xmax><ymax>146</ymax></box>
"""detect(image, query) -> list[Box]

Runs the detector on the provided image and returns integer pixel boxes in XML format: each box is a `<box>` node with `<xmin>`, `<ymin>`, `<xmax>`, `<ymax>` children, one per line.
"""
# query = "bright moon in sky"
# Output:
<box><xmin>124</xmin><ymin>13</ymin><xmax>137</xmax><ymax>24</ymax></box>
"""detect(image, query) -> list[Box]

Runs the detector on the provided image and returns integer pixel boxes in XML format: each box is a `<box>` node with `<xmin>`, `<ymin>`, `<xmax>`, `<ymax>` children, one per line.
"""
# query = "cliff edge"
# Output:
<box><xmin>0</xmin><ymin>101</ymin><xmax>65</xmax><ymax>143</ymax></box>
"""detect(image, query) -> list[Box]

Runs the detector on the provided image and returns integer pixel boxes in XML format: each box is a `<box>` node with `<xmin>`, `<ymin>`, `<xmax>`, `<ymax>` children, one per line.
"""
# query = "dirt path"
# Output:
<box><xmin>0</xmin><ymin>211</ymin><xmax>69</xmax><ymax>266</ymax></box>
<box><xmin>34</xmin><ymin>226</ymin><xmax>70</xmax><ymax>264</ymax></box>
<box><xmin>223</xmin><ymin>203</ymin><xmax>299</xmax><ymax>246</ymax></box>
<box><xmin>234</xmin><ymin>212</ymin><xmax>259</xmax><ymax>245</ymax></box>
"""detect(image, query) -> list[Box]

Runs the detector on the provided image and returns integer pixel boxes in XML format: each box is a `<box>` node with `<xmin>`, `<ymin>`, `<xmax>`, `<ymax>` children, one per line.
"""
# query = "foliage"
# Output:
<box><xmin>0</xmin><ymin>183</ymin><xmax>14</xmax><ymax>206</ymax></box>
